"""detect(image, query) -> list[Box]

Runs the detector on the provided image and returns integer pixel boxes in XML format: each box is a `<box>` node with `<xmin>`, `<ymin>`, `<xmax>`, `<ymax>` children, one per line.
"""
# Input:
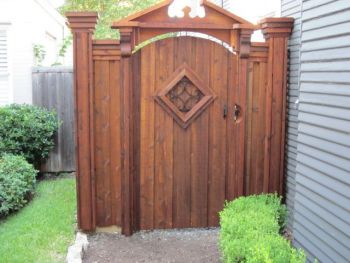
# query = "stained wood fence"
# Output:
<box><xmin>32</xmin><ymin>67</ymin><xmax>75</xmax><ymax>173</ymax></box>
<box><xmin>66</xmin><ymin>2</ymin><xmax>293</xmax><ymax>236</ymax></box>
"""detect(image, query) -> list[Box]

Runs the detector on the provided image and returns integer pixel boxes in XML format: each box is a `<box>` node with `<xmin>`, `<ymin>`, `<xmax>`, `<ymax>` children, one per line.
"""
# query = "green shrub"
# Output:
<box><xmin>0</xmin><ymin>104</ymin><xmax>60</xmax><ymax>165</ymax></box>
<box><xmin>0</xmin><ymin>154</ymin><xmax>37</xmax><ymax>217</ymax></box>
<box><xmin>219</xmin><ymin>194</ymin><xmax>306</xmax><ymax>263</ymax></box>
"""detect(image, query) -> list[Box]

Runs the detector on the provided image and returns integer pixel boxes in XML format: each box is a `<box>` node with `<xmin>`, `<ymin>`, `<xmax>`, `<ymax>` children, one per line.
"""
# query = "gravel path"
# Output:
<box><xmin>83</xmin><ymin>228</ymin><xmax>221</xmax><ymax>263</ymax></box>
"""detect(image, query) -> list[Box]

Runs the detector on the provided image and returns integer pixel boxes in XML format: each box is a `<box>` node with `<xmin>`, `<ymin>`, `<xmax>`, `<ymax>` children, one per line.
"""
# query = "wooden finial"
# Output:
<box><xmin>259</xmin><ymin>17</ymin><xmax>294</xmax><ymax>39</ymax></box>
<box><xmin>66</xmin><ymin>12</ymin><xmax>99</xmax><ymax>32</ymax></box>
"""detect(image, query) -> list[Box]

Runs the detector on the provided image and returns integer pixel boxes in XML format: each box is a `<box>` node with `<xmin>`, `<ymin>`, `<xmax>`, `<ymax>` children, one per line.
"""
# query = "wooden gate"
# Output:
<box><xmin>134</xmin><ymin>37</ymin><xmax>242</xmax><ymax>230</ymax></box>
<box><xmin>66</xmin><ymin>0</ymin><xmax>293</xmax><ymax>235</ymax></box>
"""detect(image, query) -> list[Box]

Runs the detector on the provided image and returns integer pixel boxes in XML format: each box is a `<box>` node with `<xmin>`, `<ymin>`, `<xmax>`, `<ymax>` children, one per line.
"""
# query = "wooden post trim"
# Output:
<box><xmin>66</xmin><ymin>12</ymin><xmax>98</xmax><ymax>231</ymax></box>
<box><xmin>234</xmin><ymin>25</ymin><xmax>254</xmax><ymax>196</ymax></box>
<box><xmin>120</xmin><ymin>29</ymin><xmax>134</xmax><ymax>236</ymax></box>
<box><xmin>260</xmin><ymin>17</ymin><xmax>294</xmax><ymax>195</ymax></box>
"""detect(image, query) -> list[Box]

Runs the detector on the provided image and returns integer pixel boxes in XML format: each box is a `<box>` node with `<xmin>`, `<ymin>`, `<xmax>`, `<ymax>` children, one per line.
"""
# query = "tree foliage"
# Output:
<box><xmin>59</xmin><ymin>0</ymin><xmax>161</xmax><ymax>39</ymax></box>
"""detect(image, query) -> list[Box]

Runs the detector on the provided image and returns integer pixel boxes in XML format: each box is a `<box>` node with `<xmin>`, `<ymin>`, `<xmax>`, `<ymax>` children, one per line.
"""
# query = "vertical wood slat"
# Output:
<box><xmin>121</xmin><ymin>56</ymin><xmax>133</xmax><ymax>235</ymax></box>
<box><xmin>251</xmin><ymin>63</ymin><xmax>260</xmax><ymax>194</ymax></box>
<box><xmin>236</xmin><ymin>59</ymin><xmax>248</xmax><ymax>197</ymax></box>
<box><xmin>94</xmin><ymin>60</ymin><xmax>109</xmax><ymax>226</ymax></box>
<box><xmin>208</xmin><ymin>42</ymin><xmax>228</xmax><ymax>226</ymax></box>
<box><xmin>191</xmin><ymin>38</ymin><xmax>210</xmax><ymax>227</ymax></box>
<box><xmin>132</xmin><ymin>51</ymin><xmax>141</xmax><ymax>231</ymax></box>
<box><xmin>32</xmin><ymin>67</ymin><xmax>75</xmax><ymax>173</ymax></box>
<box><xmin>264</xmin><ymin>37</ymin><xmax>274</xmax><ymax>193</ymax></box>
<box><xmin>109</xmin><ymin>60</ymin><xmax>122</xmax><ymax>226</ymax></box>
<box><xmin>279</xmin><ymin>39</ymin><xmax>289</xmax><ymax>197</ymax></box>
<box><xmin>154</xmin><ymin>40</ymin><xmax>174</xmax><ymax>229</ymax></box>
<box><xmin>245</xmin><ymin>62</ymin><xmax>254</xmax><ymax>194</ymax></box>
<box><xmin>139</xmin><ymin>43</ymin><xmax>156</xmax><ymax>230</ymax></box>
<box><xmin>172</xmin><ymin>37</ymin><xmax>192</xmax><ymax>228</ymax></box>
<box><xmin>226</xmin><ymin>53</ymin><xmax>239</xmax><ymax>200</ymax></box>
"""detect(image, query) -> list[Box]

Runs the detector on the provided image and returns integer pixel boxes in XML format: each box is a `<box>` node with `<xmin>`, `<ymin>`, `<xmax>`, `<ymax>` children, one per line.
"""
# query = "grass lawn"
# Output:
<box><xmin>0</xmin><ymin>176</ymin><xmax>76</xmax><ymax>263</ymax></box>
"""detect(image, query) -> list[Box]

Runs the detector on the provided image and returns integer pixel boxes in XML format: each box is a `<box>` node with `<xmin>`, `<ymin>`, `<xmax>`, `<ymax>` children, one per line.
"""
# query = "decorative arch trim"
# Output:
<box><xmin>133</xmin><ymin>32</ymin><xmax>237</xmax><ymax>54</ymax></box>
<box><xmin>112</xmin><ymin>0</ymin><xmax>257</xmax><ymax>55</ymax></box>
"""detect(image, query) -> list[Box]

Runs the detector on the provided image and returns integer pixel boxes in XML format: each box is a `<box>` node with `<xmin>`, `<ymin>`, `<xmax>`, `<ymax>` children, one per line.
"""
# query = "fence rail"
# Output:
<box><xmin>32</xmin><ymin>67</ymin><xmax>75</xmax><ymax>173</ymax></box>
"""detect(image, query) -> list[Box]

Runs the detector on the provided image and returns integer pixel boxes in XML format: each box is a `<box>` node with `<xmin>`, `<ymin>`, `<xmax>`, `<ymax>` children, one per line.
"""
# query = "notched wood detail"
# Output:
<box><xmin>233</xmin><ymin>24</ymin><xmax>255</xmax><ymax>58</ymax></box>
<box><xmin>155</xmin><ymin>63</ymin><xmax>215</xmax><ymax>129</ymax></box>
<box><xmin>120</xmin><ymin>28</ymin><xmax>134</xmax><ymax>57</ymax></box>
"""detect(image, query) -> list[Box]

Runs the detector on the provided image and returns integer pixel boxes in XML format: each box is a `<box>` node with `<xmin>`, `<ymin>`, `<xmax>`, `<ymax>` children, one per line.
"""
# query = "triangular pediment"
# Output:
<box><xmin>113</xmin><ymin>0</ymin><xmax>253</xmax><ymax>29</ymax></box>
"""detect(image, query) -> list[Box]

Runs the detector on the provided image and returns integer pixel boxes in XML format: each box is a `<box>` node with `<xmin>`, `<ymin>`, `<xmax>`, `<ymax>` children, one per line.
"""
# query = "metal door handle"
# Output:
<box><xmin>233</xmin><ymin>104</ymin><xmax>241</xmax><ymax>121</ymax></box>
<box><xmin>223</xmin><ymin>105</ymin><xmax>228</xmax><ymax>119</ymax></box>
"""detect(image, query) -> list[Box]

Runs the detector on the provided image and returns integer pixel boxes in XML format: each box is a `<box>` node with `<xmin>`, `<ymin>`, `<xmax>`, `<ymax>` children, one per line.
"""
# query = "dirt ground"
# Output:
<box><xmin>83</xmin><ymin>228</ymin><xmax>220</xmax><ymax>263</ymax></box>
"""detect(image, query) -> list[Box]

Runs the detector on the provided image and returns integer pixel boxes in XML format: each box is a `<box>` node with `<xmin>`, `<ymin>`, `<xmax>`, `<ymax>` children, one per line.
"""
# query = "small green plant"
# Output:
<box><xmin>0</xmin><ymin>104</ymin><xmax>60</xmax><ymax>166</ymax></box>
<box><xmin>219</xmin><ymin>194</ymin><xmax>306</xmax><ymax>263</ymax></box>
<box><xmin>33</xmin><ymin>44</ymin><xmax>46</xmax><ymax>65</ymax></box>
<box><xmin>0</xmin><ymin>154</ymin><xmax>37</xmax><ymax>217</ymax></box>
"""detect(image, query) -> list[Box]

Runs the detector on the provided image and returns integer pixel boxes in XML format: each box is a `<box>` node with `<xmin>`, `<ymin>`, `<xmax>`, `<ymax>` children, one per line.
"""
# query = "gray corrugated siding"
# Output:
<box><xmin>283</xmin><ymin>0</ymin><xmax>350</xmax><ymax>262</ymax></box>
<box><xmin>281</xmin><ymin>0</ymin><xmax>302</xmax><ymax>232</ymax></box>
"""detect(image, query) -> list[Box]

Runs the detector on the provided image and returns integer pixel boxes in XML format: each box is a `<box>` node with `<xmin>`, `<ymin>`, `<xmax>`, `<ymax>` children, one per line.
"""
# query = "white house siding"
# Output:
<box><xmin>282</xmin><ymin>0</ymin><xmax>350</xmax><ymax>262</ymax></box>
<box><xmin>0</xmin><ymin>0</ymin><xmax>69</xmax><ymax>105</ymax></box>
<box><xmin>281</xmin><ymin>0</ymin><xmax>302</xmax><ymax>233</ymax></box>
<box><xmin>0</xmin><ymin>25</ymin><xmax>12</xmax><ymax>106</ymax></box>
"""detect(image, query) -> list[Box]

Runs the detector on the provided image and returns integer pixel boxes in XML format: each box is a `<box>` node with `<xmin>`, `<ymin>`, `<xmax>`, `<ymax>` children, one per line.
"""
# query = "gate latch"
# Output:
<box><xmin>233</xmin><ymin>104</ymin><xmax>241</xmax><ymax>121</ymax></box>
<box><xmin>223</xmin><ymin>105</ymin><xmax>228</xmax><ymax>119</ymax></box>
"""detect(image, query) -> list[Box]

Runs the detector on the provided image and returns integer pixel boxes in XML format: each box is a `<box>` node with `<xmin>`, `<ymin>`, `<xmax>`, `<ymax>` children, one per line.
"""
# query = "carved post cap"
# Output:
<box><xmin>233</xmin><ymin>24</ymin><xmax>255</xmax><ymax>58</ymax></box>
<box><xmin>259</xmin><ymin>17</ymin><xmax>294</xmax><ymax>39</ymax></box>
<box><xmin>66</xmin><ymin>12</ymin><xmax>99</xmax><ymax>31</ymax></box>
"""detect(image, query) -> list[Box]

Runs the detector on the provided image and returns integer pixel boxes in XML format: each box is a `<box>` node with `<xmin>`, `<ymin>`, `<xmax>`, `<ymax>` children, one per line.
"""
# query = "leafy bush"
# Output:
<box><xmin>219</xmin><ymin>194</ymin><xmax>306</xmax><ymax>263</ymax></box>
<box><xmin>0</xmin><ymin>154</ymin><xmax>37</xmax><ymax>217</ymax></box>
<box><xmin>0</xmin><ymin>104</ymin><xmax>59</xmax><ymax>165</ymax></box>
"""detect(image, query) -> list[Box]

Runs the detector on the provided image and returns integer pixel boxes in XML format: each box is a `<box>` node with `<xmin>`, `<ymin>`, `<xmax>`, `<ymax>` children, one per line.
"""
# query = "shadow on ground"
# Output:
<box><xmin>83</xmin><ymin>228</ymin><xmax>220</xmax><ymax>263</ymax></box>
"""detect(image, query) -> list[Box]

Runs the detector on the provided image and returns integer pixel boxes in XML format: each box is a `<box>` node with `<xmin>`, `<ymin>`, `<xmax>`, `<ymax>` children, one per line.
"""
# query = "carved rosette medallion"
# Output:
<box><xmin>155</xmin><ymin>64</ymin><xmax>216</xmax><ymax>128</ymax></box>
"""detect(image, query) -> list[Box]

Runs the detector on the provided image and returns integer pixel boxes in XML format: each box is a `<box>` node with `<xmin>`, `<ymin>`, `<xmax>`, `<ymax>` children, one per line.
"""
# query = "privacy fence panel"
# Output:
<box><xmin>32</xmin><ymin>67</ymin><xmax>75</xmax><ymax>173</ymax></box>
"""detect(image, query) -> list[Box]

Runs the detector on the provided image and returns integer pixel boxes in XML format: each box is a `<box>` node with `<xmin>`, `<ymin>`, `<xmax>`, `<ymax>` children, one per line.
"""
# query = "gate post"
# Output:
<box><xmin>119</xmin><ymin>28</ymin><xmax>134</xmax><ymax>236</ymax></box>
<box><xmin>260</xmin><ymin>18</ymin><xmax>294</xmax><ymax>195</ymax></box>
<box><xmin>66</xmin><ymin>12</ymin><xmax>98</xmax><ymax>231</ymax></box>
<box><xmin>232</xmin><ymin>25</ymin><xmax>254</xmax><ymax>197</ymax></box>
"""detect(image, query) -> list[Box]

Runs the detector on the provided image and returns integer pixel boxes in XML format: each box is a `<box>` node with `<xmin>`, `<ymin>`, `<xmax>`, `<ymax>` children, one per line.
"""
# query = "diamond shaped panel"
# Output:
<box><xmin>166</xmin><ymin>76</ymin><xmax>204</xmax><ymax>113</ymax></box>
<box><xmin>155</xmin><ymin>64</ymin><xmax>216</xmax><ymax>128</ymax></box>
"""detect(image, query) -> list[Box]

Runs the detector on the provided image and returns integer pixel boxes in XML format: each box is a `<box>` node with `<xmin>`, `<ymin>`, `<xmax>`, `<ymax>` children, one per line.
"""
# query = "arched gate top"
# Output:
<box><xmin>112</xmin><ymin>0</ymin><xmax>257</xmax><ymax>57</ymax></box>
